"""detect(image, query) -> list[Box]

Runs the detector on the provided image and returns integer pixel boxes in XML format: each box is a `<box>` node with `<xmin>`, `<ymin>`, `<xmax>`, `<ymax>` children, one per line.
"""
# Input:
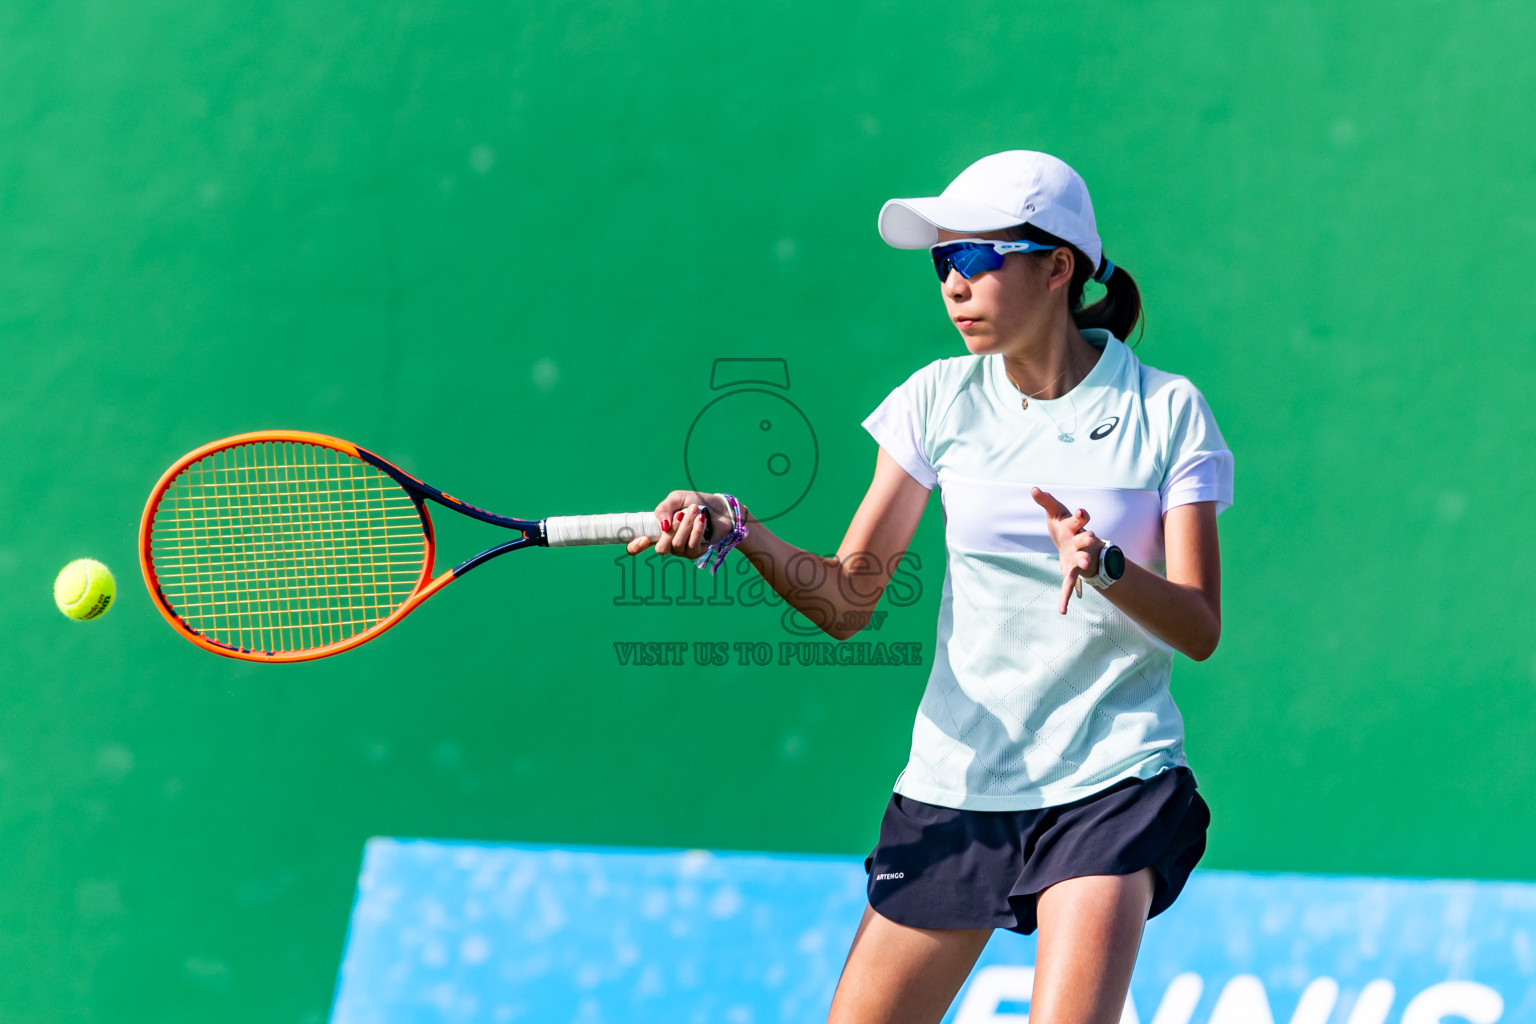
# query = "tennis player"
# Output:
<box><xmin>630</xmin><ymin>150</ymin><xmax>1232</xmax><ymax>1024</ymax></box>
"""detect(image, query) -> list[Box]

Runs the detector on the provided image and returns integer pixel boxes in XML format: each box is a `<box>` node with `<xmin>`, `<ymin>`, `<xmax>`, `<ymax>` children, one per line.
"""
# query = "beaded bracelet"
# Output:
<box><xmin>694</xmin><ymin>494</ymin><xmax>748</xmax><ymax>575</ymax></box>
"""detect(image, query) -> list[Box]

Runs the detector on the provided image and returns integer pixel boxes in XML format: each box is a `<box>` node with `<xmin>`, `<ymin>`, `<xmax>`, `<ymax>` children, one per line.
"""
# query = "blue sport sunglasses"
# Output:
<box><xmin>929</xmin><ymin>238</ymin><xmax>1058</xmax><ymax>281</ymax></box>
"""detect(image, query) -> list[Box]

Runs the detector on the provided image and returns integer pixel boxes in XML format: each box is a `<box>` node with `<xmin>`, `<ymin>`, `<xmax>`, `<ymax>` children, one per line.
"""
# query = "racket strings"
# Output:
<box><xmin>149</xmin><ymin>442</ymin><xmax>428</xmax><ymax>654</ymax></box>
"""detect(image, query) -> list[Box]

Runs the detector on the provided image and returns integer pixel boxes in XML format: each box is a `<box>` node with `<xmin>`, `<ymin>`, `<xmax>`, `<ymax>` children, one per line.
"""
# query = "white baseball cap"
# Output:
<box><xmin>878</xmin><ymin>150</ymin><xmax>1106</xmax><ymax>276</ymax></box>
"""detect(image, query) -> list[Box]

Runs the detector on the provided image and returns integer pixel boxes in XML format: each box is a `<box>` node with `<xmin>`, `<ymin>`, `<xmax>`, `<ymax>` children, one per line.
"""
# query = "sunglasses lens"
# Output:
<box><xmin>931</xmin><ymin>243</ymin><xmax>1005</xmax><ymax>281</ymax></box>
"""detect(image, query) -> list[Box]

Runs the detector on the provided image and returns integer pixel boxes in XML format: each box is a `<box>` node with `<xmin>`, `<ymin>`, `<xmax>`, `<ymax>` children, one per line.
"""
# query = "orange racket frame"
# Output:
<box><xmin>140</xmin><ymin>430</ymin><xmax>662</xmax><ymax>663</ymax></box>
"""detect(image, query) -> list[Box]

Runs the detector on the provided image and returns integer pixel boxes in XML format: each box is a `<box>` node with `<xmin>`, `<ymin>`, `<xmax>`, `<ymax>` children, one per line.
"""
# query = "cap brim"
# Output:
<box><xmin>878</xmin><ymin>197</ymin><xmax>1026</xmax><ymax>249</ymax></box>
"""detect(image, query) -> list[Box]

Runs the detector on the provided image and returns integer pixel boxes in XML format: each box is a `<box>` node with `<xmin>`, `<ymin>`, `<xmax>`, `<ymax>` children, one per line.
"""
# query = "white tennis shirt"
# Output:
<box><xmin>862</xmin><ymin>329</ymin><xmax>1234</xmax><ymax>810</ymax></box>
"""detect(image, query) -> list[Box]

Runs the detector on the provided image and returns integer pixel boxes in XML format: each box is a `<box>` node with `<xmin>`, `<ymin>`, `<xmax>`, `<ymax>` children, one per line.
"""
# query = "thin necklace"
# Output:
<box><xmin>1005</xmin><ymin>345</ymin><xmax>1082</xmax><ymax>408</ymax></box>
<box><xmin>1005</xmin><ymin>350</ymin><xmax>1082</xmax><ymax>443</ymax></box>
<box><xmin>1034</xmin><ymin>390</ymin><xmax>1079</xmax><ymax>443</ymax></box>
<box><xmin>1007</xmin><ymin>359</ymin><xmax>1074</xmax><ymax>411</ymax></box>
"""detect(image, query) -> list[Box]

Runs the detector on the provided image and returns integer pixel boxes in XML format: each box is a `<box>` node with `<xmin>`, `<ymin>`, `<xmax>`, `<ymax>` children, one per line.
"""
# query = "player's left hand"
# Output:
<box><xmin>1031</xmin><ymin>487</ymin><xmax>1105</xmax><ymax>614</ymax></box>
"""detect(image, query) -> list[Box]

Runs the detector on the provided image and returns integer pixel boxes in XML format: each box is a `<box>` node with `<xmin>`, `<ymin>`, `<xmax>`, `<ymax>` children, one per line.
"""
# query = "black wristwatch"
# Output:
<box><xmin>1087</xmin><ymin>542</ymin><xmax>1125</xmax><ymax>589</ymax></box>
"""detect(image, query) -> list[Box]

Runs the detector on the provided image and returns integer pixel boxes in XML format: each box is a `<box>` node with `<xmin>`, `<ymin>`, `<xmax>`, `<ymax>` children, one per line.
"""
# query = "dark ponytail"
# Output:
<box><xmin>1006</xmin><ymin>223</ymin><xmax>1144</xmax><ymax>344</ymax></box>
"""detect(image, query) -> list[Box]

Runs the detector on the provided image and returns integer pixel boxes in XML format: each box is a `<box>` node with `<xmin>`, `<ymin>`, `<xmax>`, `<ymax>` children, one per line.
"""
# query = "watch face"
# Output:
<box><xmin>1104</xmin><ymin>545</ymin><xmax>1126</xmax><ymax>579</ymax></box>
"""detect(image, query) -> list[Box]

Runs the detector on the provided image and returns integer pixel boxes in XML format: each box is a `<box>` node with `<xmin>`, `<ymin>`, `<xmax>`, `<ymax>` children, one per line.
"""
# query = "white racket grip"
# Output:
<box><xmin>544</xmin><ymin>511</ymin><xmax>661</xmax><ymax>547</ymax></box>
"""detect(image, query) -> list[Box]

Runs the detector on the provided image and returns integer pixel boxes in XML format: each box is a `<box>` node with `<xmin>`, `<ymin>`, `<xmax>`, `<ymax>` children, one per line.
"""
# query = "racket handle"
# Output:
<box><xmin>544</xmin><ymin>511</ymin><xmax>660</xmax><ymax>547</ymax></box>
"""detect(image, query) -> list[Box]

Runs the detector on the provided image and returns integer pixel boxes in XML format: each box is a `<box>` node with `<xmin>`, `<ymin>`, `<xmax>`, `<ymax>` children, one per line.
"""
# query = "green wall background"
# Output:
<box><xmin>4</xmin><ymin>1</ymin><xmax>1534</xmax><ymax>1020</ymax></box>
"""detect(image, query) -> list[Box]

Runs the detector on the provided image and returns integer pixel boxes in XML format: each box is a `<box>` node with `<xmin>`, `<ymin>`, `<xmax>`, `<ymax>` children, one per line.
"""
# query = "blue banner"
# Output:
<box><xmin>330</xmin><ymin>840</ymin><xmax>1536</xmax><ymax>1023</ymax></box>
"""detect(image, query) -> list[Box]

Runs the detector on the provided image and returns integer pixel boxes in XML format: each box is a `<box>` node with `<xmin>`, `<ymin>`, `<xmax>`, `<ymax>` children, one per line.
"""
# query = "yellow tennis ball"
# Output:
<box><xmin>54</xmin><ymin>558</ymin><xmax>116</xmax><ymax>621</ymax></box>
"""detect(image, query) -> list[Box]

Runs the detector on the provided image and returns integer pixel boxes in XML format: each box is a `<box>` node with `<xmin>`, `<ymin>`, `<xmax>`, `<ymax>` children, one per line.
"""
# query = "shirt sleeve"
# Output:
<box><xmin>861</xmin><ymin>363</ymin><xmax>940</xmax><ymax>490</ymax></box>
<box><xmin>1158</xmin><ymin>379</ymin><xmax>1234</xmax><ymax>515</ymax></box>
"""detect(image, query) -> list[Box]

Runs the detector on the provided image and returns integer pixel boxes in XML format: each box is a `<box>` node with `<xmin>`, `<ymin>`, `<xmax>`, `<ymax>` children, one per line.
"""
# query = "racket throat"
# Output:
<box><xmin>451</xmin><ymin>536</ymin><xmax>537</xmax><ymax>577</ymax></box>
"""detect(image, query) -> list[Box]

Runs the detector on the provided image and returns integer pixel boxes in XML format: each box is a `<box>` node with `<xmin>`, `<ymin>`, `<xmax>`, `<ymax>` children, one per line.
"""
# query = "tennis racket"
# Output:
<box><xmin>139</xmin><ymin>430</ymin><xmax>699</xmax><ymax>662</ymax></box>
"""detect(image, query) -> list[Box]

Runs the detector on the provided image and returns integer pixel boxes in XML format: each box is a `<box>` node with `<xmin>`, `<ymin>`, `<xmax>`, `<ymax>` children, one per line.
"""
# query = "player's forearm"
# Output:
<box><xmin>1101</xmin><ymin>560</ymin><xmax>1221</xmax><ymax>661</ymax></box>
<box><xmin>733</xmin><ymin>507</ymin><xmax>856</xmax><ymax>640</ymax></box>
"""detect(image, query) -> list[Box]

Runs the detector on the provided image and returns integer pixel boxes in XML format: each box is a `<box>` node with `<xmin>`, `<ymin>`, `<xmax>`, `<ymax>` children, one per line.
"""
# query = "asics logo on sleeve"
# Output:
<box><xmin>1089</xmin><ymin>417</ymin><xmax>1120</xmax><ymax>440</ymax></box>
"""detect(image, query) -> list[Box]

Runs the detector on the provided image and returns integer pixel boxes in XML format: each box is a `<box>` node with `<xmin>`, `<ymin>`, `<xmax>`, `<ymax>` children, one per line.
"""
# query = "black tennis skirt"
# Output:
<box><xmin>863</xmin><ymin>766</ymin><xmax>1210</xmax><ymax>934</ymax></box>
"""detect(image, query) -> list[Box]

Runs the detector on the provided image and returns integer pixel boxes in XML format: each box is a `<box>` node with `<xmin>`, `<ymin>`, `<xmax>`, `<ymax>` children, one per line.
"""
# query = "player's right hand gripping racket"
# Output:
<box><xmin>139</xmin><ymin>430</ymin><xmax>693</xmax><ymax>662</ymax></box>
